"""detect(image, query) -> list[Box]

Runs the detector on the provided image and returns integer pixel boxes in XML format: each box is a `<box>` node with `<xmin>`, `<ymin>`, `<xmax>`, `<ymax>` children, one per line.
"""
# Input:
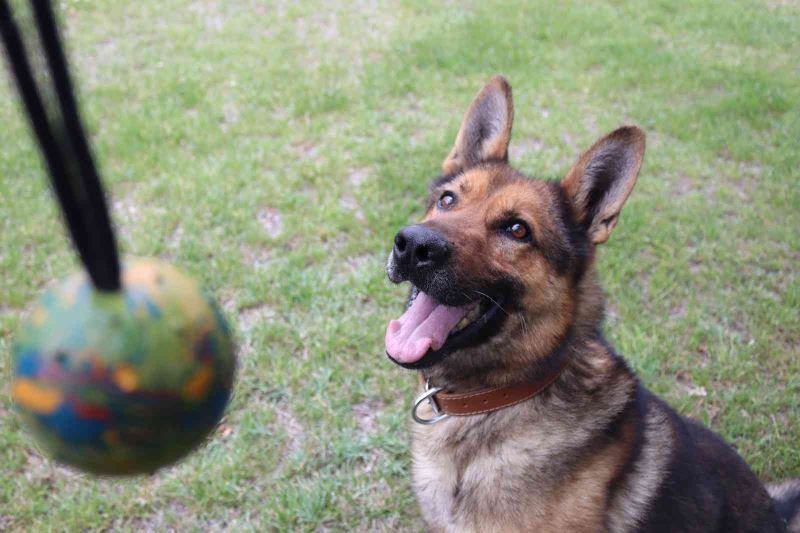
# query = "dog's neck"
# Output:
<box><xmin>421</xmin><ymin>266</ymin><xmax>607</xmax><ymax>393</ymax></box>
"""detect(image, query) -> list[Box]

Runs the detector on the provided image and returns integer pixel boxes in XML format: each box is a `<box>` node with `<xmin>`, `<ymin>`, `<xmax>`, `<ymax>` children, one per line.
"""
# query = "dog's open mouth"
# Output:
<box><xmin>384</xmin><ymin>289</ymin><xmax>504</xmax><ymax>365</ymax></box>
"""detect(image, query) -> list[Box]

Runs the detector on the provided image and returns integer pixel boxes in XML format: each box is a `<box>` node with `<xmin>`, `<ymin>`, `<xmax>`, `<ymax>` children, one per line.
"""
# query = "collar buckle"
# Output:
<box><xmin>411</xmin><ymin>379</ymin><xmax>449</xmax><ymax>425</ymax></box>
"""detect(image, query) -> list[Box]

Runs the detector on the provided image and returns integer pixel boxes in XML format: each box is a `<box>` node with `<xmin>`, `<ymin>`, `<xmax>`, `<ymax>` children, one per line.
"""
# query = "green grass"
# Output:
<box><xmin>0</xmin><ymin>0</ymin><xmax>798</xmax><ymax>530</ymax></box>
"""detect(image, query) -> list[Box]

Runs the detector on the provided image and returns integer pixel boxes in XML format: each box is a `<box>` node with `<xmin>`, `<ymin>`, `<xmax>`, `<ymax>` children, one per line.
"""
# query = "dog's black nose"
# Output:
<box><xmin>393</xmin><ymin>225</ymin><xmax>450</xmax><ymax>270</ymax></box>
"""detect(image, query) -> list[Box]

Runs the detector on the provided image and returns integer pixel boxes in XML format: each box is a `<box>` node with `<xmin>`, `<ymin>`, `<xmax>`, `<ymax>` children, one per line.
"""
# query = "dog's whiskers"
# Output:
<box><xmin>472</xmin><ymin>290</ymin><xmax>510</xmax><ymax>317</ymax></box>
<box><xmin>473</xmin><ymin>289</ymin><xmax>531</xmax><ymax>338</ymax></box>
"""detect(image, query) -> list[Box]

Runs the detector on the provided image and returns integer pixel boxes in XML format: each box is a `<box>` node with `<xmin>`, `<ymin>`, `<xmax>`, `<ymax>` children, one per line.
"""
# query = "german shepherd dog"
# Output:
<box><xmin>384</xmin><ymin>76</ymin><xmax>800</xmax><ymax>532</ymax></box>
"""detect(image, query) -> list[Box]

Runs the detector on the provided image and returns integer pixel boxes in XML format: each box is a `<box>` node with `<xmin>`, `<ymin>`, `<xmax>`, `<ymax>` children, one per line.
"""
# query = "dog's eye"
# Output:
<box><xmin>505</xmin><ymin>221</ymin><xmax>531</xmax><ymax>241</ymax></box>
<box><xmin>437</xmin><ymin>191</ymin><xmax>456</xmax><ymax>210</ymax></box>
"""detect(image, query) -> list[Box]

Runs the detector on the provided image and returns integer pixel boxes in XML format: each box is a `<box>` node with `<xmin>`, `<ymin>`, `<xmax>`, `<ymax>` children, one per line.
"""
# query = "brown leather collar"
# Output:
<box><xmin>413</xmin><ymin>344</ymin><xmax>571</xmax><ymax>423</ymax></box>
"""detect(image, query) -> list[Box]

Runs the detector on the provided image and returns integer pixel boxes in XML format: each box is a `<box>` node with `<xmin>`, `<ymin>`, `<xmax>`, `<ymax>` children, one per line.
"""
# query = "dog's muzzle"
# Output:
<box><xmin>388</xmin><ymin>224</ymin><xmax>450</xmax><ymax>284</ymax></box>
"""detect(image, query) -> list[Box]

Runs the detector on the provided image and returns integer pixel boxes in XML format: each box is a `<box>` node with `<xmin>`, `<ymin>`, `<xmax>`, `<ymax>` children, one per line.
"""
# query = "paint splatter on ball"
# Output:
<box><xmin>12</xmin><ymin>258</ymin><xmax>236</xmax><ymax>475</ymax></box>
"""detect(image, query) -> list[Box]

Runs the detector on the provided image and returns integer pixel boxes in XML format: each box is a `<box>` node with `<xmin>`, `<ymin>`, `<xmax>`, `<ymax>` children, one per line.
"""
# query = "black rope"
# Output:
<box><xmin>0</xmin><ymin>0</ymin><xmax>120</xmax><ymax>291</ymax></box>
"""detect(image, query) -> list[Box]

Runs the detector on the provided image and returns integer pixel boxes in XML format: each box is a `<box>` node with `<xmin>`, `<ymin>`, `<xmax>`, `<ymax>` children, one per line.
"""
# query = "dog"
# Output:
<box><xmin>383</xmin><ymin>75</ymin><xmax>800</xmax><ymax>532</ymax></box>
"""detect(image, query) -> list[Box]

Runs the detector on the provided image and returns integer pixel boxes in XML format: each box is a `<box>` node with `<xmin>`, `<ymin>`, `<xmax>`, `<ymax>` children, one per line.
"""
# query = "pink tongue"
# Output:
<box><xmin>385</xmin><ymin>292</ymin><xmax>472</xmax><ymax>364</ymax></box>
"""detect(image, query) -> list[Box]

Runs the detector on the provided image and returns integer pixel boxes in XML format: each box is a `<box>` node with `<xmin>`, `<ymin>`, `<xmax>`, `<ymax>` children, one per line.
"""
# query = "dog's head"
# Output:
<box><xmin>385</xmin><ymin>76</ymin><xmax>645</xmax><ymax>381</ymax></box>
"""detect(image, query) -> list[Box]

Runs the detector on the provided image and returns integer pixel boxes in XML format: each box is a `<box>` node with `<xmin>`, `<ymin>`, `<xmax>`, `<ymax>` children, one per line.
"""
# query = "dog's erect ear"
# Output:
<box><xmin>561</xmin><ymin>126</ymin><xmax>646</xmax><ymax>244</ymax></box>
<box><xmin>441</xmin><ymin>75</ymin><xmax>514</xmax><ymax>176</ymax></box>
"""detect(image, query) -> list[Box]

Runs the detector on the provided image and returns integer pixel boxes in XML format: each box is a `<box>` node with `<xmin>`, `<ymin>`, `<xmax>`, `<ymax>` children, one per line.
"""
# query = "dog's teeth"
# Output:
<box><xmin>453</xmin><ymin>305</ymin><xmax>482</xmax><ymax>332</ymax></box>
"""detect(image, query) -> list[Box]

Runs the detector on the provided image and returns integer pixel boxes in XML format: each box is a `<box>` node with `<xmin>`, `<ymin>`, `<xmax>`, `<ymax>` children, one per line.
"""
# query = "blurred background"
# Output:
<box><xmin>0</xmin><ymin>0</ymin><xmax>798</xmax><ymax>530</ymax></box>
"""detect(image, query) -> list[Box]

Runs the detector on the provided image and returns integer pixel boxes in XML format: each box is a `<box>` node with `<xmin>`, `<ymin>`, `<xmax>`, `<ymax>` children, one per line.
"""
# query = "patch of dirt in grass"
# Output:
<box><xmin>634</xmin><ymin>249</ymin><xmax>656</xmax><ymax>305</ymax></box>
<box><xmin>584</xmin><ymin>114</ymin><xmax>600</xmax><ymax>136</ymax></box>
<box><xmin>238</xmin><ymin>336</ymin><xmax>255</xmax><ymax>358</ymax></box>
<box><xmin>701</xmin><ymin>399</ymin><xmax>723</xmax><ymax>426</ymax></box>
<box><xmin>688</xmin><ymin>258</ymin><xmax>703</xmax><ymax>275</ymax></box>
<box><xmin>723</xmin><ymin>209</ymin><xmax>739</xmax><ymax>223</ymax></box>
<box><xmin>290</xmin><ymin>140</ymin><xmax>321</xmax><ymax>163</ymax></box>
<box><xmin>161</xmin><ymin>223</ymin><xmax>184</xmax><ymax>260</ymax></box>
<box><xmin>241</xmin><ymin>244</ymin><xmax>275</xmax><ymax>270</ymax></box>
<box><xmin>763</xmin><ymin>0</ymin><xmax>800</xmax><ymax>10</ymax></box>
<box><xmin>189</xmin><ymin>1</ymin><xmax>227</xmax><ymax>35</ymax></box>
<box><xmin>673</xmin><ymin>371</ymin><xmax>721</xmax><ymax>422</ymax></box>
<box><xmin>257</xmin><ymin>207</ymin><xmax>283</xmax><ymax>238</ymax></box>
<box><xmin>81</xmin><ymin>38</ymin><xmax>118</xmax><ymax>89</ymax></box>
<box><xmin>333</xmin><ymin>253</ymin><xmax>375</xmax><ymax>284</ymax></box>
<box><xmin>358</xmin><ymin>515</ymin><xmax>407</xmax><ymax>533</ymax></box>
<box><xmin>345</xmin><ymin>254</ymin><xmax>374</xmax><ymax>275</ymax></box>
<box><xmin>671</xmin><ymin>174</ymin><xmax>698</xmax><ymax>197</ymax></box>
<box><xmin>725</xmin><ymin>317</ymin><xmax>752</xmax><ymax>343</ymax></box>
<box><xmin>732</xmin><ymin>177</ymin><xmax>758</xmax><ymax>203</ymax></box>
<box><xmin>353</xmin><ymin>399</ymin><xmax>383</xmax><ymax>437</ymax></box>
<box><xmin>352</xmin><ymin>398</ymin><xmax>403</xmax><ymax>477</ymax></box>
<box><xmin>509</xmin><ymin>137</ymin><xmax>546</xmax><ymax>161</ymax></box>
<box><xmin>0</xmin><ymin>397</ymin><xmax>10</xmax><ymax>418</ymax></box>
<box><xmin>128</xmin><ymin>499</ymin><xmax>193</xmax><ymax>532</ymax></box>
<box><xmin>339</xmin><ymin>166</ymin><xmax>371</xmax><ymax>222</ymax></box>
<box><xmin>290</xmin><ymin>1</ymin><xmax>399</xmax><ymax>74</ymax></box>
<box><xmin>302</xmin><ymin>183</ymin><xmax>320</xmax><ymax>202</ymax></box>
<box><xmin>669</xmin><ymin>301</ymin><xmax>687</xmax><ymax>319</ymax></box>
<box><xmin>239</xmin><ymin>303</ymin><xmax>276</xmax><ymax>332</ymax></box>
<box><xmin>605</xmin><ymin>301</ymin><xmax>620</xmax><ymax>326</ymax></box>
<box><xmin>561</xmin><ymin>131</ymin><xmax>578</xmax><ymax>150</ymax></box>
<box><xmin>358</xmin><ymin>444</ymin><xmax>388</xmax><ymax>477</ymax></box>
<box><xmin>217</xmin><ymin>288</ymin><xmax>238</xmax><ymax>313</ymax></box>
<box><xmin>676</xmin><ymin>371</ymin><xmax>708</xmax><ymax>399</ymax></box>
<box><xmin>221</xmin><ymin>101</ymin><xmax>241</xmax><ymax>131</ymax></box>
<box><xmin>696</xmin><ymin>345</ymin><xmax>711</xmax><ymax>366</ymax></box>
<box><xmin>294</xmin><ymin>9</ymin><xmax>340</xmax><ymax>44</ymax></box>
<box><xmin>712</xmin><ymin>156</ymin><xmax>762</xmax><ymax>202</ymax></box>
<box><xmin>112</xmin><ymin>185</ymin><xmax>141</xmax><ymax>244</ymax></box>
<box><xmin>340</xmin><ymin>194</ymin><xmax>366</xmax><ymax>222</ymax></box>
<box><xmin>215</xmin><ymin>419</ymin><xmax>235</xmax><ymax>440</ymax></box>
<box><xmin>23</xmin><ymin>451</ymin><xmax>82</xmax><ymax>485</ymax></box>
<box><xmin>277</xmin><ymin>408</ymin><xmax>305</xmax><ymax>458</ymax></box>
<box><xmin>348</xmin><ymin>168</ymin><xmax>369</xmax><ymax>189</ymax></box>
<box><xmin>670</xmin><ymin>163</ymin><xmax>750</xmax><ymax>199</ymax></box>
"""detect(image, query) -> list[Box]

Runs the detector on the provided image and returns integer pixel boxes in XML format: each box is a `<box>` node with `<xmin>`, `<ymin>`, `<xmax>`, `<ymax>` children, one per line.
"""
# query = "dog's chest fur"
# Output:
<box><xmin>412</xmin><ymin>412</ymin><xmax>613</xmax><ymax>533</ymax></box>
<box><xmin>410</xmin><ymin>359</ymin><xmax>671</xmax><ymax>533</ymax></box>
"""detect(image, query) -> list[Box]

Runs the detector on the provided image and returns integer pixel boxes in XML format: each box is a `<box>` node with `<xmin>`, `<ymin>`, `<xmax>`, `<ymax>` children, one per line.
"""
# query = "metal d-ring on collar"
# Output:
<box><xmin>411</xmin><ymin>379</ymin><xmax>449</xmax><ymax>425</ymax></box>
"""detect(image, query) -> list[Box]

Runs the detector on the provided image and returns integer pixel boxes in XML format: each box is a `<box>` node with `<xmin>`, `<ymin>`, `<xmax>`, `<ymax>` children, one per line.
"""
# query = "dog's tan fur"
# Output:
<box><xmin>392</xmin><ymin>76</ymin><xmax>795</xmax><ymax>532</ymax></box>
<box><xmin>412</xmin><ymin>341</ymin><xmax>666</xmax><ymax>532</ymax></box>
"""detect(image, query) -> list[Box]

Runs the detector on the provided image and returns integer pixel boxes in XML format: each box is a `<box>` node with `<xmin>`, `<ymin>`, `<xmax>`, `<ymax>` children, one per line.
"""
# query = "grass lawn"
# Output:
<box><xmin>0</xmin><ymin>0</ymin><xmax>798</xmax><ymax>530</ymax></box>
